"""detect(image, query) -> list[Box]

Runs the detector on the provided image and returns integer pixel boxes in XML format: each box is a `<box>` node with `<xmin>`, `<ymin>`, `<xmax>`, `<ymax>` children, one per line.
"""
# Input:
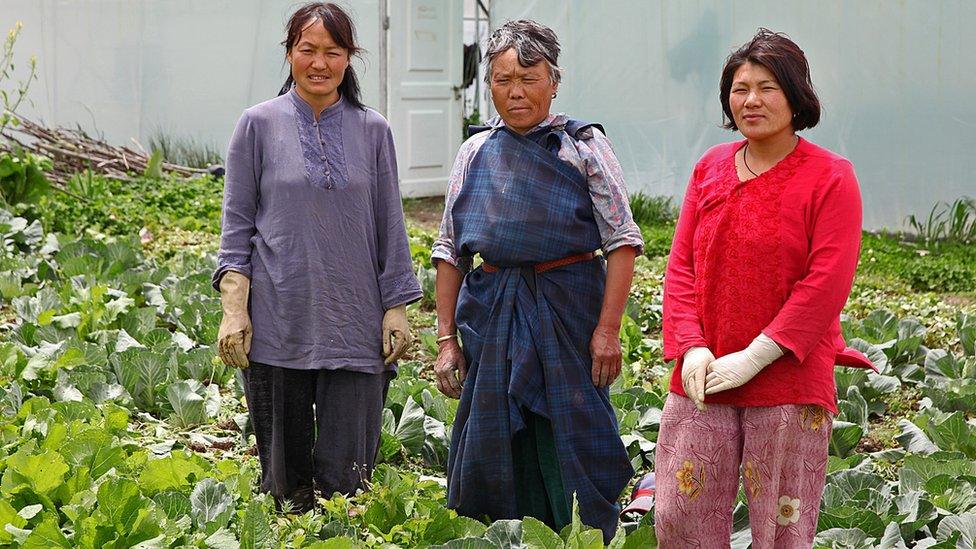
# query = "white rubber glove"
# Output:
<box><xmin>704</xmin><ymin>333</ymin><xmax>784</xmax><ymax>395</ymax></box>
<box><xmin>217</xmin><ymin>271</ymin><xmax>252</xmax><ymax>369</ymax></box>
<box><xmin>382</xmin><ymin>304</ymin><xmax>411</xmax><ymax>365</ymax></box>
<box><xmin>681</xmin><ymin>347</ymin><xmax>714</xmax><ymax>412</ymax></box>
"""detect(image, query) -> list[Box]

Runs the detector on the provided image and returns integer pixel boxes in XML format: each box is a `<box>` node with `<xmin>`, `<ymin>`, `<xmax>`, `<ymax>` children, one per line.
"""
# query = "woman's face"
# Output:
<box><xmin>286</xmin><ymin>19</ymin><xmax>350</xmax><ymax>107</ymax></box>
<box><xmin>729</xmin><ymin>61</ymin><xmax>794</xmax><ymax>142</ymax></box>
<box><xmin>489</xmin><ymin>48</ymin><xmax>557</xmax><ymax>135</ymax></box>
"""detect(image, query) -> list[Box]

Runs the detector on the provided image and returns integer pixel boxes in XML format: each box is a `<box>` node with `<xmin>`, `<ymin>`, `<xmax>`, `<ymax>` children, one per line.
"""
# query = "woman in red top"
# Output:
<box><xmin>654</xmin><ymin>29</ymin><xmax>873</xmax><ymax>548</ymax></box>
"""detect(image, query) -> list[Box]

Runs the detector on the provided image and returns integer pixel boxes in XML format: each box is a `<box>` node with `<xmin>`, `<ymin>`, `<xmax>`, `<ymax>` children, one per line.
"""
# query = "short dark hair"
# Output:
<box><xmin>719</xmin><ymin>28</ymin><xmax>820</xmax><ymax>131</ymax></box>
<box><xmin>278</xmin><ymin>2</ymin><xmax>365</xmax><ymax>110</ymax></box>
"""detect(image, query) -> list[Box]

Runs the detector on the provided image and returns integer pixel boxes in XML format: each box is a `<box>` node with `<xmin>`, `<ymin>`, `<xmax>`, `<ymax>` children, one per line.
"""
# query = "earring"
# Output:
<box><xmin>551</xmin><ymin>92</ymin><xmax>557</xmax><ymax>99</ymax></box>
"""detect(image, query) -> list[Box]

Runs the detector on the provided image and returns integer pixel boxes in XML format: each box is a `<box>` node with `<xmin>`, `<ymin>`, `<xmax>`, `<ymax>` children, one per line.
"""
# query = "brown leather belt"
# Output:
<box><xmin>481</xmin><ymin>251</ymin><xmax>596</xmax><ymax>274</ymax></box>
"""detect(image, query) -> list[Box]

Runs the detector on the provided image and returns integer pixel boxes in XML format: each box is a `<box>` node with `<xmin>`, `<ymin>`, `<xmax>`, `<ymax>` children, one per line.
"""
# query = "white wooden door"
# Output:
<box><xmin>388</xmin><ymin>0</ymin><xmax>463</xmax><ymax>197</ymax></box>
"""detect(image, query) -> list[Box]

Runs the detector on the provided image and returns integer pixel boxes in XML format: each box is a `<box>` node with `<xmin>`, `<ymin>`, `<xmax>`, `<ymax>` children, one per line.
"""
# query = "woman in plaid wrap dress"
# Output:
<box><xmin>430</xmin><ymin>20</ymin><xmax>644</xmax><ymax>542</ymax></box>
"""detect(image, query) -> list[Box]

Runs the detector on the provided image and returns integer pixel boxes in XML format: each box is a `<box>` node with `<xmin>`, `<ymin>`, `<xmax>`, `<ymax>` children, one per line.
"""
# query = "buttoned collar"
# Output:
<box><xmin>289</xmin><ymin>88</ymin><xmax>345</xmax><ymax>123</ymax></box>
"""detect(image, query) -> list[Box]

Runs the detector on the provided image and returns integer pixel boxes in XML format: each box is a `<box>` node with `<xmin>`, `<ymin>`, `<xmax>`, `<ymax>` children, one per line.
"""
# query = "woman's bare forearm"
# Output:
<box><xmin>435</xmin><ymin>261</ymin><xmax>464</xmax><ymax>337</ymax></box>
<box><xmin>597</xmin><ymin>246</ymin><xmax>638</xmax><ymax>330</ymax></box>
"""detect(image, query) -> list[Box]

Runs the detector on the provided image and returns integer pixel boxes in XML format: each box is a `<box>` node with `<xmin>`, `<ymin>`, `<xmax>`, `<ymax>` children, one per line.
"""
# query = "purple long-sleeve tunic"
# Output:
<box><xmin>213</xmin><ymin>89</ymin><xmax>422</xmax><ymax>373</ymax></box>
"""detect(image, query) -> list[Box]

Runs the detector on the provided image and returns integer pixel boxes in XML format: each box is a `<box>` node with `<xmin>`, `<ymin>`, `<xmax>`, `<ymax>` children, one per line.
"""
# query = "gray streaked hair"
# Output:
<box><xmin>484</xmin><ymin>19</ymin><xmax>562</xmax><ymax>85</ymax></box>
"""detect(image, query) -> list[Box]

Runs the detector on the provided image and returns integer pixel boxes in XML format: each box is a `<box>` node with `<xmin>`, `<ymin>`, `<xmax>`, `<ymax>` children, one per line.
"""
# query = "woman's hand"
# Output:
<box><xmin>382</xmin><ymin>304</ymin><xmax>411</xmax><ymax>365</ymax></box>
<box><xmin>434</xmin><ymin>339</ymin><xmax>467</xmax><ymax>399</ymax></box>
<box><xmin>590</xmin><ymin>324</ymin><xmax>622</xmax><ymax>387</ymax></box>
<box><xmin>705</xmin><ymin>333</ymin><xmax>784</xmax><ymax>394</ymax></box>
<box><xmin>434</xmin><ymin>260</ymin><xmax>466</xmax><ymax>398</ymax></box>
<box><xmin>681</xmin><ymin>347</ymin><xmax>715</xmax><ymax>411</ymax></box>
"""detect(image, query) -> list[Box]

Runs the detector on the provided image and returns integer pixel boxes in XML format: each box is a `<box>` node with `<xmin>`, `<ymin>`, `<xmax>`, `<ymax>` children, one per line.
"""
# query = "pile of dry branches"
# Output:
<box><xmin>0</xmin><ymin>115</ymin><xmax>209</xmax><ymax>188</ymax></box>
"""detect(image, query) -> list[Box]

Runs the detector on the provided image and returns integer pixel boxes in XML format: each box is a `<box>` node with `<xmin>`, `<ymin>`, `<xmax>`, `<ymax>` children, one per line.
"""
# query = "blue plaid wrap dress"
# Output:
<box><xmin>446</xmin><ymin>122</ymin><xmax>633</xmax><ymax>541</ymax></box>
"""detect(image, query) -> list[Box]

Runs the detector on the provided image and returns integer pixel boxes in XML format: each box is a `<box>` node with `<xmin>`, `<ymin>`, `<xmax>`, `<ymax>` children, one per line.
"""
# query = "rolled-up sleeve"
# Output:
<box><xmin>431</xmin><ymin>138</ymin><xmax>476</xmax><ymax>273</ymax></box>
<box><xmin>662</xmin><ymin>166</ymin><xmax>708</xmax><ymax>360</ymax></box>
<box><xmin>763</xmin><ymin>161</ymin><xmax>863</xmax><ymax>362</ymax></box>
<box><xmin>374</xmin><ymin>126</ymin><xmax>423</xmax><ymax>309</ymax></box>
<box><xmin>213</xmin><ymin>111</ymin><xmax>260</xmax><ymax>291</ymax></box>
<box><xmin>577</xmin><ymin>128</ymin><xmax>644</xmax><ymax>255</ymax></box>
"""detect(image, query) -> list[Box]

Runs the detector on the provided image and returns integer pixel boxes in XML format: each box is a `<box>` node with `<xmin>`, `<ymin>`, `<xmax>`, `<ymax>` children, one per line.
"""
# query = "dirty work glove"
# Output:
<box><xmin>705</xmin><ymin>333</ymin><xmax>783</xmax><ymax>395</ymax></box>
<box><xmin>681</xmin><ymin>347</ymin><xmax>714</xmax><ymax>412</ymax></box>
<box><xmin>217</xmin><ymin>271</ymin><xmax>252</xmax><ymax>369</ymax></box>
<box><xmin>382</xmin><ymin>304</ymin><xmax>411</xmax><ymax>365</ymax></box>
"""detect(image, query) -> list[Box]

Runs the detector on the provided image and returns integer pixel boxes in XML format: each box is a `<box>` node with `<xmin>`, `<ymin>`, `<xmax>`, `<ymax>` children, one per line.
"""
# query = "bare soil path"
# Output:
<box><xmin>403</xmin><ymin>197</ymin><xmax>444</xmax><ymax>232</ymax></box>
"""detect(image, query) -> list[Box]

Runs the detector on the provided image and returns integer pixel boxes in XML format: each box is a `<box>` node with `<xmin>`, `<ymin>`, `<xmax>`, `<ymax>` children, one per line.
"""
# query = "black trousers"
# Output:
<box><xmin>242</xmin><ymin>362</ymin><xmax>392</xmax><ymax>511</ymax></box>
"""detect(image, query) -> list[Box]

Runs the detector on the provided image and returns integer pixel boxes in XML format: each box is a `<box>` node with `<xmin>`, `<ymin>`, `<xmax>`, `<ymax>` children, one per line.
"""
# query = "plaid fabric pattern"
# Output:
<box><xmin>453</xmin><ymin>126</ymin><xmax>602</xmax><ymax>266</ymax></box>
<box><xmin>446</xmin><ymin>126</ymin><xmax>633</xmax><ymax>542</ymax></box>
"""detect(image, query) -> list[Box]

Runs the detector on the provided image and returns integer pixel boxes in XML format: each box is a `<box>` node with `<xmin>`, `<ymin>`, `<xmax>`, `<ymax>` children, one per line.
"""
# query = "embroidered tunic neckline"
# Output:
<box><xmin>288</xmin><ymin>88</ymin><xmax>350</xmax><ymax>190</ymax></box>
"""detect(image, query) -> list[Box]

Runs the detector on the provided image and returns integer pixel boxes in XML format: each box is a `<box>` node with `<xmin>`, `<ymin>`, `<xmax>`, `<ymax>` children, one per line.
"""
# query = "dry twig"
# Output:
<box><xmin>0</xmin><ymin>114</ymin><xmax>208</xmax><ymax>189</ymax></box>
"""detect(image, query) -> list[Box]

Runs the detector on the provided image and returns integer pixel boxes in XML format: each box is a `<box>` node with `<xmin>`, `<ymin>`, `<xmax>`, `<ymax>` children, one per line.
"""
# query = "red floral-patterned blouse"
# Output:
<box><xmin>663</xmin><ymin>137</ymin><xmax>874</xmax><ymax>414</ymax></box>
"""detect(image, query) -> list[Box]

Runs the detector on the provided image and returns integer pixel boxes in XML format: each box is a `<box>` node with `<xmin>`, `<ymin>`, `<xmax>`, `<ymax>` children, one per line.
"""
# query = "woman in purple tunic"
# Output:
<box><xmin>213</xmin><ymin>2</ymin><xmax>421</xmax><ymax>511</ymax></box>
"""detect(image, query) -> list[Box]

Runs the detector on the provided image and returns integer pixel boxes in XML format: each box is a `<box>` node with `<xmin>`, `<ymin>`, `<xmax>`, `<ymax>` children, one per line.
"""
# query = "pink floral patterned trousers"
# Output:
<box><xmin>654</xmin><ymin>394</ymin><xmax>832</xmax><ymax>548</ymax></box>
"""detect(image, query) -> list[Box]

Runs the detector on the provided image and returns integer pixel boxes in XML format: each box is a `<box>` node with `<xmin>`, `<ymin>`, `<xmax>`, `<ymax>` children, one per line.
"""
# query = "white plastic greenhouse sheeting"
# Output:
<box><xmin>0</xmin><ymin>0</ymin><xmax>383</xmax><ymax>164</ymax></box>
<box><xmin>489</xmin><ymin>0</ymin><xmax>976</xmax><ymax>230</ymax></box>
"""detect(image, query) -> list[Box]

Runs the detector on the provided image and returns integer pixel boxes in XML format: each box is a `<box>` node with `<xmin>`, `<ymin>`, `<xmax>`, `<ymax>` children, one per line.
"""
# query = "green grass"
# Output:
<box><xmin>629</xmin><ymin>193</ymin><xmax>677</xmax><ymax>228</ymax></box>
<box><xmin>16</xmin><ymin>172</ymin><xmax>223</xmax><ymax>257</ymax></box>
<box><xmin>639</xmin><ymin>224</ymin><xmax>674</xmax><ymax>259</ymax></box>
<box><xmin>858</xmin><ymin>232</ymin><xmax>976</xmax><ymax>295</ymax></box>
<box><xmin>906</xmin><ymin>196</ymin><xmax>976</xmax><ymax>245</ymax></box>
<box><xmin>148</xmin><ymin>130</ymin><xmax>224</xmax><ymax>169</ymax></box>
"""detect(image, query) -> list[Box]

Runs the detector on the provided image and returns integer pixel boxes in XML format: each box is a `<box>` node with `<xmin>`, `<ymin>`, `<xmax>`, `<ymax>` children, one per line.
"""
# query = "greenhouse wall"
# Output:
<box><xmin>0</xmin><ymin>0</ymin><xmax>383</xmax><ymax>165</ymax></box>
